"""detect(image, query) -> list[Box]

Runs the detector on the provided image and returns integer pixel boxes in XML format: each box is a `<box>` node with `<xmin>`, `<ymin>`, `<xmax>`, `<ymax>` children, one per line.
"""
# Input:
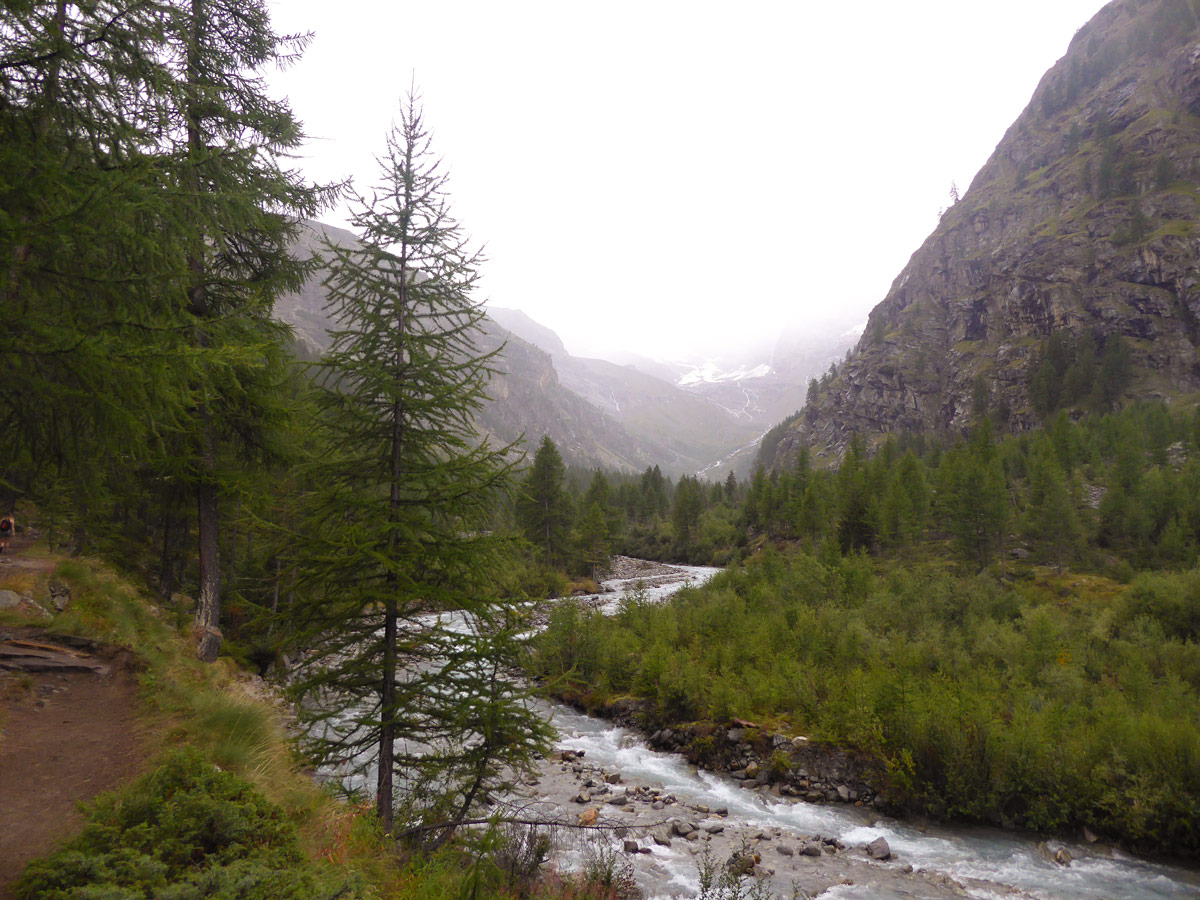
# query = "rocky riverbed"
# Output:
<box><xmin>509</xmin><ymin>740</ymin><xmax>978</xmax><ymax>900</ymax></box>
<box><xmin>504</xmin><ymin>701</ymin><xmax>1200</xmax><ymax>900</ymax></box>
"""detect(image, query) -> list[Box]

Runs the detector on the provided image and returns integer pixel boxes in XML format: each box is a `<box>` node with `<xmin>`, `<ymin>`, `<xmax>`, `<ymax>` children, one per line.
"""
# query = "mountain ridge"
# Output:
<box><xmin>768</xmin><ymin>0</ymin><xmax>1200</xmax><ymax>467</ymax></box>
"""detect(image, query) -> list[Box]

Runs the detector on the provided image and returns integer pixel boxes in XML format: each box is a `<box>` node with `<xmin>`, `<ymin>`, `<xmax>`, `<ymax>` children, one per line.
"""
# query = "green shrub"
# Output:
<box><xmin>16</xmin><ymin>748</ymin><xmax>349</xmax><ymax>900</ymax></box>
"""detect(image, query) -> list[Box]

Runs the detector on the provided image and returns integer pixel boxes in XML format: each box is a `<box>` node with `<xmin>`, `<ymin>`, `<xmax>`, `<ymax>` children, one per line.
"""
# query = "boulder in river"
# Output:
<box><xmin>671</xmin><ymin>819</ymin><xmax>696</xmax><ymax>837</ymax></box>
<box><xmin>866</xmin><ymin>836</ymin><xmax>891</xmax><ymax>860</ymax></box>
<box><xmin>726</xmin><ymin>853</ymin><xmax>760</xmax><ymax>876</ymax></box>
<box><xmin>578</xmin><ymin>808</ymin><xmax>598</xmax><ymax>826</ymax></box>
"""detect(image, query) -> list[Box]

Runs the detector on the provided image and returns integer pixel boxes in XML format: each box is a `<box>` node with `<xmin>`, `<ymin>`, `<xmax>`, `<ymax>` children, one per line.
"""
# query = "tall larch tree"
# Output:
<box><xmin>163</xmin><ymin>0</ymin><xmax>325</xmax><ymax>661</ymax></box>
<box><xmin>0</xmin><ymin>2</ymin><xmax>190</xmax><ymax>534</ymax></box>
<box><xmin>293</xmin><ymin>90</ymin><xmax>548</xmax><ymax>836</ymax></box>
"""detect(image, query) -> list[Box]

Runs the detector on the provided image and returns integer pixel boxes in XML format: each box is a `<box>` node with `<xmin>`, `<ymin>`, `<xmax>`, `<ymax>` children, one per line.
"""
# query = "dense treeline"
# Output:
<box><xmin>745</xmin><ymin>403</ymin><xmax>1200</xmax><ymax>574</ymax></box>
<box><xmin>518</xmin><ymin>401</ymin><xmax>1200</xmax><ymax>593</ymax></box>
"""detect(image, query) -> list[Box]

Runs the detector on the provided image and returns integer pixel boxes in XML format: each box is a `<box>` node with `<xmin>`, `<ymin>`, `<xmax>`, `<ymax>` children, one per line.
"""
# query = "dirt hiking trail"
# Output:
<box><xmin>0</xmin><ymin>538</ymin><xmax>148</xmax><ymax>898</ymax></box>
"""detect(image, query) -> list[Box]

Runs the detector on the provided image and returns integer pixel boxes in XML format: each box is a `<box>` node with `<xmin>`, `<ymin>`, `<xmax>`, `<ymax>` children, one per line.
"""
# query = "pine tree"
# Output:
<box><xmin>837</xmin><ymin>435</ymin><xmax>877</xmax><ymax>552</ymax></box>
<box><xmin>940</xmin><ymin>427</ymin><xmax>1009</xmax><ymax>571</ymax></box>
<box><xmin>518</xmin><ymin>436</ymin><xmax>572</xmax><ymax>568</ymax></box>
<box><xmin>671</xmin><ymin>475</ymin><xmax>704</xmax><ymax>558</ymax></box>
<box><xmin>0</xmin><ymin>2</ymin><xmax>191</xmax><ymax>535</ymax></box>
<box><xmin>1025</xmin><ymin>451</ymin><xmax>1082</xmax><ymax>573</ymax></box>
<box><xmin>578</xmin><ymin>502</ymin><xmax>609</xmax><ymax>581</ymax></box>
<box><xmin>292</xmin><ymin>91</ymin><xmax>548</xmax><ymax>836</ymax></box>
<box><xmin>164</xmin><ymin>0</ymin><xmax>326</xmax><ymax>662</ymax></box>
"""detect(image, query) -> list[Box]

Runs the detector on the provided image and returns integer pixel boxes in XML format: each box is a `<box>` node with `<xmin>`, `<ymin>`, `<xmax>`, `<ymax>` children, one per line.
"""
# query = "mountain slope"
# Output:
<box><xmin>277</xmin><ymin>224</ymin><xmax>684</xmax><ymax>472</ymax></box>
<box><xmin>553</xmin><ymin>354</ymin><xmax>760</xmax><ymax>473</ymax></box>
<box><xmin>771</xmin><ymin>0</ymin><xmax>1200</xmax><ymax>465</ymax></box>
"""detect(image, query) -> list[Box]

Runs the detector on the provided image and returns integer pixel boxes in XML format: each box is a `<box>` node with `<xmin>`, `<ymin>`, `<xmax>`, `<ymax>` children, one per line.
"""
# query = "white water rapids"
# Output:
<box><xmin>316</xmin><ymin>563</ymin><xmax>1200</xmax><ymax>900</ymax></box>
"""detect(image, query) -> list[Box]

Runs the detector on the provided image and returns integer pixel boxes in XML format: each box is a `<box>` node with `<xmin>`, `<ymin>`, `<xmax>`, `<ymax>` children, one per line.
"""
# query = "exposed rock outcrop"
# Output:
<box><xmin>774</xmin><ymin>0</ymin><xmax>1200</xmax><ymax>465</ymax></box>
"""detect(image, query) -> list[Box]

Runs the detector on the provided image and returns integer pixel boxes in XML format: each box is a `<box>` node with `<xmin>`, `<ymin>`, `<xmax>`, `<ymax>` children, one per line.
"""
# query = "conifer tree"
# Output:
<box><xmin>0</xmin><ymin>2</ymin><xmax>190</xmax><ymax>530</ymax></box>
<box><xmin>578</xmin><ymin>502</ymin><xmax>609</xmax><ymax>581</ymax></box>
<box><xmin>292</xmin><ymin>91</ymin><xmax>548</xmax><ymax>836</ymax></box>
<box><xmin>163</xmin><ymin>0</ymin><xmax>325</xmax><ymax>661</ymax></box>
<box><xmin>837</xmin><ymin>435</ymin><xmax>877</xmax><ymax>552</ymax></box>
<box><xmin>671</xmin><ymin>474</ymin><xmax>704</xmax><ymax>557</ymax></box>
<box><xmin>1025</xmin><ymin>450</ymin><xmax>1082</xmax><ymax>572</ymax></box>
<box><xmin>518</xmin><ymin>435</ymin><xmax>572</xmax><ymax>567</ymax></box>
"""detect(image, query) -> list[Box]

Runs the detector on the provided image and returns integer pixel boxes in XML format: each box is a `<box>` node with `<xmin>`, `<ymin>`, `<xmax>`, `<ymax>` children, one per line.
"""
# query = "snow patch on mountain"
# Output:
<box><xmin>676</xmin><ymin>361</ymin><xmax>773</xmax><ymax>386</ymax></box>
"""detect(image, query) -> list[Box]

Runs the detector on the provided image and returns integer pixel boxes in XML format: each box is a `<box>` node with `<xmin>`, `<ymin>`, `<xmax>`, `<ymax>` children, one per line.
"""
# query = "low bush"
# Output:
<box><xmin>16</xmin><ymin>748</ymin><xmax>351</xmax><ymax>900</ymax></box>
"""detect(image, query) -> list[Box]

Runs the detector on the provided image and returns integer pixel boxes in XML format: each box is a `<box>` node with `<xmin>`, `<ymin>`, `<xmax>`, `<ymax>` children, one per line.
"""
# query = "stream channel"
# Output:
<box><xmin>320</xmin><ymin>560</ymin><xmax>1200</xmax><ymax>900</ymax></box>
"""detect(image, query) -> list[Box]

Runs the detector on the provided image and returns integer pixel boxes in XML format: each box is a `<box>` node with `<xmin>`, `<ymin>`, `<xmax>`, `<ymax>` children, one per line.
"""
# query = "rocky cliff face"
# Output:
<box><xmin>773</xmin><ymin>0</ymin><xmax>1200</xmax><ymax>466</ymax></box>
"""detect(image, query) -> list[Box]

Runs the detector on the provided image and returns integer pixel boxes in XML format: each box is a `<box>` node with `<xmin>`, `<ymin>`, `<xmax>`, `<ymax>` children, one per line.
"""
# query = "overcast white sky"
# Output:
<box><xmin>266</xmin><ymin>0</ymin><xmax>1110</xmax><ymax>362</ymax></box>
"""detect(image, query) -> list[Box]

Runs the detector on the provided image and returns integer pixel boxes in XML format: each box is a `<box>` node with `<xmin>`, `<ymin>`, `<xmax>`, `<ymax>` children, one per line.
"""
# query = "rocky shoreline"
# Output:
<box><xmin>512</xmin><ymin>725</ymin><xmax>984</xmax><ymax>899</ymax></box>
<box><xmin>566</xmin><ymin>694</ymin><xmax>890</xmax><ymax>817</ymax></box>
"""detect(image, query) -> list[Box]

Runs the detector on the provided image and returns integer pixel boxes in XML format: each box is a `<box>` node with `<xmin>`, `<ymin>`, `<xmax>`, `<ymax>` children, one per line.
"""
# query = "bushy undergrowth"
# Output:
<box><xmin>16</xmin><ymin>748</ymin><xmax>348</xmax><ymax>900</ymax></box>
<box><xmin>531</xmin><ymin>548</ymin><xmax>1200</xmax><ymax>855</ymax></box>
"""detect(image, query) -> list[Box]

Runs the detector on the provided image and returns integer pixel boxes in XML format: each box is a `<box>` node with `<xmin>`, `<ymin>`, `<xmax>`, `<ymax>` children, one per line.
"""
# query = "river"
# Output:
<box><xmin>318</xmin><ymin>560</ymin><xmax>1200</xmax><ymax>900</ymax></box>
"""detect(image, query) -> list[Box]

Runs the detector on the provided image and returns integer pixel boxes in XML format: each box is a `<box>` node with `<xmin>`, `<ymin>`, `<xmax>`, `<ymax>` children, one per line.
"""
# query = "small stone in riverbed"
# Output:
<box><xmin>605</xmin><ymin>773</ymin><xmax>622</xmax><ymax>784</ymax></box>
<box><xmin>573</xmin><ymin>791</ymin><xmax>591</xmax><ymax>803</ymax></box>
<box><xmin>578</xmin><ymin>808</ymin><xmax>598</xmax><ymax>826</ymax></box>
<box><xmin>776</xmin><ymin>845</ymin><xmax>794</xmax><ymax>857</ymax></box>
<box><xmin>715</xmin><ymin>807</ymin><xmax>728</xmax><ymax>816</ymax></box>
<box><xmin>652</xmin><ymin>832</ymin><xmax>672</xmax><ymax>847</ymax></box>
<box><xmin>801</xmin><ymin>843</ymin><xmax>823</xmax><ymax>857</ymax></box>
<box><xmin>607</xmin><ymin>794</ymin><xmax>628</xmax><ymax>806</ymax></box>
<box><xmin>706</xmin><ymin>824</ymin><xmax>724</xmax><ymax>834</ymax></box>
<box><xmin>651</xmin><ymin>800</ymin><xmax>664</xmax><ymax>810</ymax></box>
<box><xmin>623</xmin><ymin>840</ymin><xmax>639</xmax><ymax>854</ymax></box>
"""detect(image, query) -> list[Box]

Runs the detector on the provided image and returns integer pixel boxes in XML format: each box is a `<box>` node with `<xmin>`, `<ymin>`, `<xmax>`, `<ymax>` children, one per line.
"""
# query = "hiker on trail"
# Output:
<box><xmin>0</xmin><ymin>515</ymin><xmax>13</xmax><ymax>554</ymax></box>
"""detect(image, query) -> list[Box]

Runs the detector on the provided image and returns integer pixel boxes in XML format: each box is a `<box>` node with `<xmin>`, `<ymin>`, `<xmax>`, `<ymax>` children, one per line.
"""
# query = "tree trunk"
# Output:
<box><xmin>378</xmin><ymin>597</ymin><xmax>398</xmax><ymax>833</ymax></box>
<box><xmin>195</xmin><ymin>464</ymin><xmax>222</xmax><ymax>662</ymax></box>
<box><xmin>185</xmin><ymin>0</ymin><xmax>221</xmax><ymax>664</ymax></box>
<box><xmin>159</xmin><ymin>513</ymin><xmax>175</xmax><ymax>601</ymax></box>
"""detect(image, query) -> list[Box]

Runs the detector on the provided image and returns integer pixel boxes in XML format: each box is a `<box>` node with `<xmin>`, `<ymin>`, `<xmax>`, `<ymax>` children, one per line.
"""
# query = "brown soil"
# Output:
<box><xmin>0</xmin><ymin>626</ymin><xmax>148</xmax><ymax>898</ymax></box>
<box><xmin>0</xmin><ymin>532</ymin><xmax>57</xmax><ymax>576</ymax></box>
